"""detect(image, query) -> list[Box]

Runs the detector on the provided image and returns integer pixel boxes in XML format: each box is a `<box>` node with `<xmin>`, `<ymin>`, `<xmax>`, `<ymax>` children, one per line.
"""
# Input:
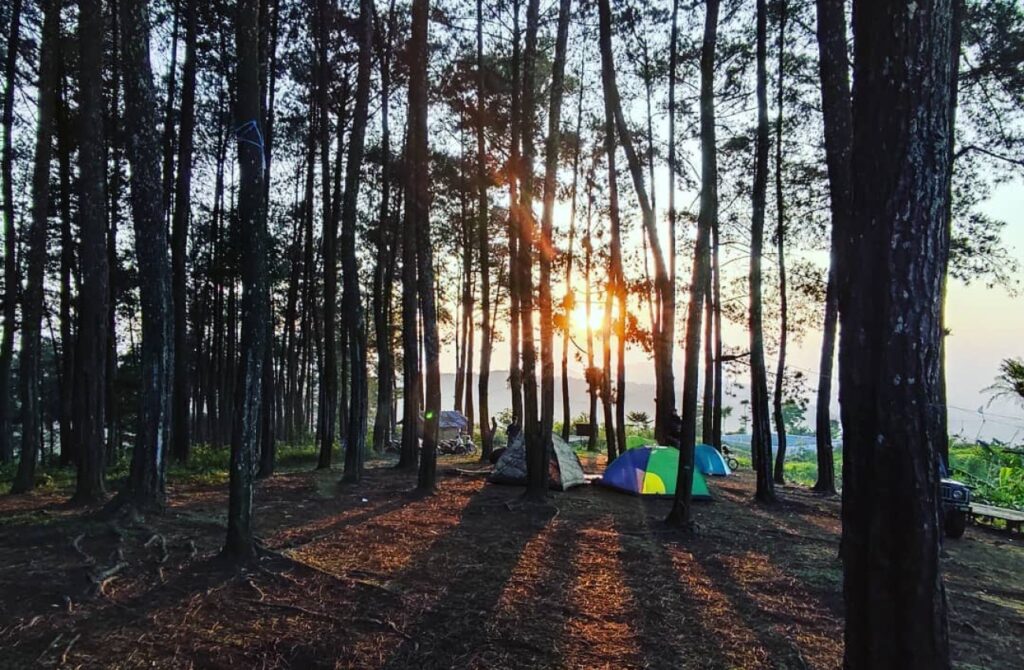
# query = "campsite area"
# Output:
<box><xmin>1</xmin><ymin>454</ymin><xmax>1021</xmax><ymax>669</ymax></box>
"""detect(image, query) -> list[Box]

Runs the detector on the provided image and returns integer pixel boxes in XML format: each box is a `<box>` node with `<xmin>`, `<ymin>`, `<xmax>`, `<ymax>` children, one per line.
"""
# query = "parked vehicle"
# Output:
<box><xmin>941</xmin><ymin>477</ymin><xmax>971</xmax><ymax>539</ymax></box>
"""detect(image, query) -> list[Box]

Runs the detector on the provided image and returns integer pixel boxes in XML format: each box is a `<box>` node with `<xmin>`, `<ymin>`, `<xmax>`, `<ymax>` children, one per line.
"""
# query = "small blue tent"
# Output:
<box><xmin>695</xmin><ymin>444</ymin><xmax>731</xmax><ymax>476</ymax></box>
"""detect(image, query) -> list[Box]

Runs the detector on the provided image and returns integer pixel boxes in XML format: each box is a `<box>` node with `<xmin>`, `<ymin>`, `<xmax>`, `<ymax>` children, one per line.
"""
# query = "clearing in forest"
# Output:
<box><xmin>0</xmin><ymin>458</ymin><xmax>1021</xmax><ymax>669</ymax></box>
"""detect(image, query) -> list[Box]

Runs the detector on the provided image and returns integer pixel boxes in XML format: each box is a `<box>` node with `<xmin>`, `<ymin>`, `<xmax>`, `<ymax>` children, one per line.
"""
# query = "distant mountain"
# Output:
<box><xmin>439</xmin><ymin>370</ymin><xmax>658</xmax><ymax>423</ymax></box>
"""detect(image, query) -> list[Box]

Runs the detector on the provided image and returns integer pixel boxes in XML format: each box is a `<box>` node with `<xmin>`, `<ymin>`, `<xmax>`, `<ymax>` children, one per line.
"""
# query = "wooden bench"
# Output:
<box><xmin>574</xmin><ymin>423</ymin><xmax>594</xmax><ymax>438</ymax></box>
<box><xmin>970</xmin><ymin>503</ymin><xmax>1024</xmax><ymax>535</ymax></box>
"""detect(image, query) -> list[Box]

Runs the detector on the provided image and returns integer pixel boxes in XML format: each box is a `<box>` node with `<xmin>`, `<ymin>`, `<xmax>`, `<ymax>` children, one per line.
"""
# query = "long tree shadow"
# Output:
<box><xmin>655</xmin><ymin>494</ymin><xmax>844</xmax><ymax>668</ymax></box>
<box><xmin>379</xmin><ymin>482</ymin><xmax>563</xmax><ymax>669</ymax></box>
<box><xmin>613</xmin><ymin>503</ymin><xmax>737</xmax><ymax>670</ymax></box>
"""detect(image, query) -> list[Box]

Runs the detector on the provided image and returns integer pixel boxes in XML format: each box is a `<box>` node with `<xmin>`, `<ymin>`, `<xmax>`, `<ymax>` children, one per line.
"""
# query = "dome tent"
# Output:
<box><xmin>598</xmin><ymin>446</ymin><xmax>711</xmax><ymax>499</ymax></box>
<box><xmin>488</xmin><ymin>432</ymin><xmax>586</xmax><ymax>491</ymax></box>
<box><xmin>695</xmin><ymin>443</ymin><xmax>732</xmax><ymax>476</ymax></box>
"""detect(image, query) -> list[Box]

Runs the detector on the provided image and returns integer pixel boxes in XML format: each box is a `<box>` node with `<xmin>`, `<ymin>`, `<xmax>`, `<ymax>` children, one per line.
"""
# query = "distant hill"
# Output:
<box><xmin>438</xmin><ymin>370</ymin><xmax>658</xmax><ymax>423</ymax></box>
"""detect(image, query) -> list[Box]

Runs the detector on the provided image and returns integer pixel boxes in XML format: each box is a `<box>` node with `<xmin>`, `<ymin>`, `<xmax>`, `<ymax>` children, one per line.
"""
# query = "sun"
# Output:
<box><xmin>570</xmin><ymin>303</ymin><xmax>605</xmax><ymax>334</ymax></box>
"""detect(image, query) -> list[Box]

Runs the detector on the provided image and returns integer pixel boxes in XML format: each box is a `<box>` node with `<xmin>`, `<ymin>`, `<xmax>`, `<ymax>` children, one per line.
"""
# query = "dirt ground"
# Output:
<box><xmin>1</xmin><ymin>456</ymin><xmax>1021</xmax><ymax>669</ymax></box>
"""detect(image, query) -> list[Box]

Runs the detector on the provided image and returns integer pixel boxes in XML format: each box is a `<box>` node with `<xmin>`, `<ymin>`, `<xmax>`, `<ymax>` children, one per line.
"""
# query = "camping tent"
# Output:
<box><xmin>695</xmin><ymin>444</ymin><xmax>731</xmax><ymax>476</ymax></box>
<box><xmin>598</xmin><ymin>446</ymin><xmax>711</xmax><ymax>499</ymax></box>
<box><xmin>489</xmin><ymin>432</ymin><xmax>586</xmax><ymax>491</ymax></box>
<box><xmin>438</xmin><ymin>410</ymin><xmax>470</xmax><ymax>441</ymax></box>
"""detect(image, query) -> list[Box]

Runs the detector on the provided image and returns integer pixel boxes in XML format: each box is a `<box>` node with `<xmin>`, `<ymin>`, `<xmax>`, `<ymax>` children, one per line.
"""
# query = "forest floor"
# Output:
<box><xmin>1</xmin><ymin>454</ymin><xmax>1022</xmax><ymax>669</ymax></box>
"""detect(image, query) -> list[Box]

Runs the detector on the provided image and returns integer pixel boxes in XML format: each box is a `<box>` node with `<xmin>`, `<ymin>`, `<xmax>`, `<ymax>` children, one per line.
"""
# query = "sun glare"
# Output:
<box><xmin>570</xmin><ymin>303</ymin><xmax>605</xmax><ymax>334</ymax></box>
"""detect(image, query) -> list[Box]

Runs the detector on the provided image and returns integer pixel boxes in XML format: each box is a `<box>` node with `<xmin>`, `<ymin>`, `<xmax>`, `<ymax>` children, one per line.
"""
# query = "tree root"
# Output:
<box><xmin>61</xmin><ymin>633</ymin><xmax>81</xmax><ymax>665</ymax></box>
<box><xmin>257</xmin><ymin>546</ymin><xmax>400</xmax><ymax>596</ymax></box>
<box><xmin>144</xmin><ymin>533</ymin><xmax>169</xmax><ymax>564</ymax></box>
<box><xmin>355</xmin><ymin>616</ymin><xmax>412</xmax><ymax>639</ymax></box>
<box><xmin>71</xmin><ymin>533</ymin><xmax>95</xmax><ymax>565</ymax></box>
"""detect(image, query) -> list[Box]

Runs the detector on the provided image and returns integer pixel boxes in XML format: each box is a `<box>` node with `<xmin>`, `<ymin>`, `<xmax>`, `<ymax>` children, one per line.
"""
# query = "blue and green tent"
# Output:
<box><xmin>598</xmin><ymin>446</ymin><xmax>711</xmax><ymax>499</ymax></box>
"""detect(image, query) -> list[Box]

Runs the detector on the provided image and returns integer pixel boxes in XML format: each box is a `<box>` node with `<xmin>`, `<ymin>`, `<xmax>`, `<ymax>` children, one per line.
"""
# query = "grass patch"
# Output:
<box><xmin>0</xmin><ymin>441</ymin><xmax>325</xmax><ymax>496</ymax></box>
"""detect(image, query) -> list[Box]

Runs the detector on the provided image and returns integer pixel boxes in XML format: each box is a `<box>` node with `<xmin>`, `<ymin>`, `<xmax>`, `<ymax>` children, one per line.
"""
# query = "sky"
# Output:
<box><xmin>438</xmin><ymin>177</ymin><xmax>1024</xmax><ymax>445</ymax></box>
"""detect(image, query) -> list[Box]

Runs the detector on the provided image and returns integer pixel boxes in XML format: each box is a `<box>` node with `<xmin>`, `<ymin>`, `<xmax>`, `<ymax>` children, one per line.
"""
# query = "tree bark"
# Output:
<box><xmin>160</xmin><ymin>0</ymin><xmax>180</xmax><ymax>216</ymax></box>
<box><xmin>472</xmin><ymin>0</ymin><xmax>493</xmax><ymax>461</ymax></box>
<box><xmin>115</xmin><ymin>0</ymin><xmax>175</xmax><ymax>513</ymax></box>
<box><xmin>749</xmin><ymin>0</ymin><xmax>775</xmax><ymax>504</ymax></box>
<box><xmin>667</xmin><ymin>0</ymin><xmax>718</xmax><ymax>529</ymax></box>
<box><xmin>560</xmin><ymin>59</ymin><xmax>584</xmax><ymax>445</ymax></box>
<box><xmin>935</xmin><ymin>0</ymin><xmax>964</xmax><ymax>472</ymax></box>
<box><xmin>171</xmin><ymin>0</ymin><xmax>198</xmax><ymax>464</ymax></box>
<box><xmin>598</xmin><ymin>0</ymin><xmax>673</xmax><ymax>447</ymax></box>
<box><xmin>517</xmin><ymin>0</ymin><xmax>543</xmax><ymax>498</ymax></box>
<box><xmin>840</xmin><ymin>0</ymin><xmax>954</xmax><ymax>664</ymax></box>
<box><xmin>399</xmin><ymin>127</ymin><xmax>420</xmax><ymax>470</ymax></box>
<box><xmin>340</xmin><ymin>0</ymin><xmax>373</xmax><ymax>483</ymax></box>
<box><xmin>408</xmin><ymin>0</ymin><xmax>439</xmax><ymax>493</ymax></box>
<box><xmin>583</xmin><ymin>162</ymin><xmax>598</xmax><ymax>453</ymax></box>
<box><xmin>105</xmin><ymin>0</ymin><xmax>124</xmax><ymax>461</ymax></box>
<box><xmin>0</xmin><ymin>0</ymin><xmax>23</xmax><ymax>464</ymax></box>
<box><xmin>811</xmin><ymin>0</ymin><xmax>850</xmax><ymax>495</ymax></box>
<box><xmin>506</xmin><ymin>0</ymin><xmax>523</xmax><ymax>427</ymax></box>
<box><xmin>72</xmin><ymin>0</ymin><xmax>111</xmax><ymax>505</ymax></box>
<box><xmin>532</xmin><ymin>0</ymin><xmax>571</xmax><ymax>499</ymax></box>
<box><xmin>372</xmin><ymin>0</ymin><xmax>398</xmax><ymax>456</ymax></box>
<box><xmin>57</xmin><ymin>60</ymin><xmax>76</xmax><ymax>468</ymax></box>
<box><xmin>11</xmin><ymin>0</ymin><xmax>59</xmax><ymax>493</ymax></box>
<box><xmin>315</xmin><ymin>0</ymin><xmax>336</xmax><ymax>470</ymax></box>
<box><xmin>702</xmin><ymin>279</ymin><xmax>714</xmax><ymax>442</ymax></box>
<box><xmin>225</xmin><ymin>0</ymin><xmax>268</xmax><ymax>563</ymax></box>
<box><xmin>772</xmin><ymin>0</ymin><xmax>789</xmax><ymax>485</ymax></box>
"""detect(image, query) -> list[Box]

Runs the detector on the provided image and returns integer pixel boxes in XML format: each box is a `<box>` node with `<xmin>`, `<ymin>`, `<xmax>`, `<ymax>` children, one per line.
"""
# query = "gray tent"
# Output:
<box><xmin>438</xmin><ymin>410</ymin><xmax>469</xmax><ymax>438</ymax></box>
<box><xmin>489</xmin><ymin>432</ymin><xmax>586</xmax><ymax>490</ymax></box>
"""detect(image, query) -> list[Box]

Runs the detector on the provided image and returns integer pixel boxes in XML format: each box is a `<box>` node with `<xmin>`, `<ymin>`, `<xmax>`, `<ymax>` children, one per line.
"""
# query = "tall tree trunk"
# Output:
<box><xmin>560</xmin><ymin>60</ymin><xmax>584</xmax><ymax>444</ymax></box>
<box><xmin>702</xmin><ymin>279</ymin><xmax>714</xmax><ymax>442</ymax></box>
<box><xmin>372</xmin><ymin>0</ymin><xmax>397</xmax><ymax>455</ymax></box>
<box><xmin>315</xmin><ymin>0</ymin><xmax>336</xmax><ymax>470</ymax></box>
<box><xmin>531</xmin><ymin>0</ymin><xmax>571</xmax><ymax>499</ymax></box>
<box><xmin>225</xmin><ymin>0</ymin><xmax>268</xmax><ymax>562</ymax></box>
<box><xmin>0</xmin><ymin>0</ymin><xmax>23</xmax><ymax>464</ymax></box>
<box><xmin>749</xmin><ymin>0</ymin><xmax>775</xmax><ymax>504</ymax></box>
<box><xmin>583</xmin><ymin>162</ymin><xmax>598</xmax><ymax>452</ymax></box>
<box><xmin>840</xmin><ymin>0</ymin><xmax>954</xmax><ymax>664</ymax></box>
<box><xmin>258</xmin><ymin>0</ymin><xmax>281</xmax><ymax>475</ymax></box>
<box><xmin>399</xmin><ymin>127</ymin><xmax>420</xmax><ymax>470</ymax></box>
<box><xmin>296</xmin><ymin>104</ymin><xmax>317</xmax><ymax>441</ymax></box>
<box><xmin>711</xmin><ymin>202</ymin><xmax>723</xmax><ymax>450</ymax></box>
<box><xmin>106</xmin><ymin>0</ymin><xmax>123</xmax><ymax>461</ymax></box>
<box><xmin>409</xmin><ymin>0</ymin><xmax>439</xmax><ymax>493</ymax></box>
<box><xmin>474</xmin><ymin>0</ymin><xmax>492</xmax><ymax>460</ymax></box>
<box><xmin>341</xmin><ymin>0</ymin><xmax>373</xmax><ymax>484</ymax></box>
<box><xmin>72</xmin><ymin>0</ymin><xmax>111</xmax><ymax>505</ymax></box>
<box><xmin>667</xmin><ymin>0</ymin><xmax>718</xmax><ymax>529</ymax></box>
<box><xmin>601</xmin><ymin>270</ymin><xmax>616</xmax><ymax>461</ymax></box>
<box><xmin>11</xmin><ymin>0</ymin><xmax>59</xmax><ymax>493</ymax></box>
<box><xmin>171</xmin><ymin>0</ymin><xmax>198</xmax><ymax>464</ymax></box>
<box><xmin>115</xmin><ymin>0</ymin><xmax>175</xmax><ymax>513</ymax></box>
<box><xmin>666</xmin><ymin>0</ymin><xmax>681</xmax><ymax>444</ymax></box>
<box><xmin>463</xmin><ymin>280</ymin><xmax>474</xmax><ymax>430</ymax></box>
<box><xmin>811</xmin><ymin>0</ymin><xmax>851</xmax><ymax>495</ymax></box>
<box><xmin>160</xmin><ymin>0</ymin><xmax>180</xmax><ymax>216</ymax></box>
<box><xmin>57</xmin><ymin>61</ymin><xmax>76</xmax><ymax>468</ymax></box>
<box><xmin>518</xmin><ymin>0</ymin><xmax>542</xmax><ymax>496</ymax></box>
<box><xmin>935</xmin><ymin>0</ymin><xmax>964</xmax><ymax>472</ymax></box>
<box><xmin>506</xmin><ymin>0</ymin><xmax>523</xmax><ymax>427</ymax></box>
<box><xmin>599</xmin><ymin>1</ymin><xmax>669</xmax><ymax>453</ymax></box>
<box><xmin>772</xmin><ymin>0</ymin><xmax>789</xmax><ymax>485</ymax></box>
<box><xmin>597</xmin><ymin>1</ymin><xmax>673</xmax><ymax>448</ymax></box>
<box><xmin>595</xmin><ymin>0</ymin><xmax>622</xmax><ymax>463</ymax></box>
